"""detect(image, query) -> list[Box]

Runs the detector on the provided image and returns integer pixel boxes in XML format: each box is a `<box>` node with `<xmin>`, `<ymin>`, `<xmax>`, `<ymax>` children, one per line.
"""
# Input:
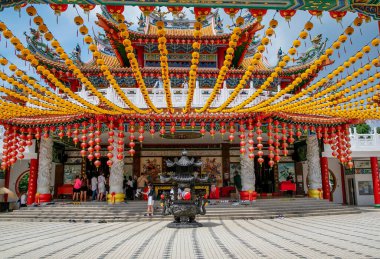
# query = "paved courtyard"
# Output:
<box><xmin>1</xmin><ymin>212</ymin><xmax>380</xmax><ymax>259</ymax></box>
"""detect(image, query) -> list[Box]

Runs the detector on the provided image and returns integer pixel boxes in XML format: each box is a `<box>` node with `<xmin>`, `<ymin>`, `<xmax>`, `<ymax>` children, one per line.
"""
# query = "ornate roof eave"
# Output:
<box><xmin>270</xmin><ymin>112</ymin><xmax>363</xmax><ymax>126</ymax></box>
<box><xmin>95</xmin><ymin>15</ymin><xmax>126</xmax><ymax>67</ymax></box>
<box><xmin>96</xmin><ymin>13</ymin><xmax>259</xmax><ymax>43</ymax></box>
<box><xmin>1</xmin><ymin>113</ymin><xmax>91</xmax><ymax>127</ymax></box>
<box><xmin>2</xmin><ymin>111</ymin><xmax>363</xmax><ymax>128</ymax></box>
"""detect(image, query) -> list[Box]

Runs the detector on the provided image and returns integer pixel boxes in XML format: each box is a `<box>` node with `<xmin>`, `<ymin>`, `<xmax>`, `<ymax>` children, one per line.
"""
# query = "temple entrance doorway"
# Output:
<box><xmin>86</xmin><ymin>157</ymin><xmax>110</xmax><ymax>179</ymax></box>
<box><xmin>254</xmin><ymin>156</ymin><xmax>275</xmax><ymax>194</ymax></box>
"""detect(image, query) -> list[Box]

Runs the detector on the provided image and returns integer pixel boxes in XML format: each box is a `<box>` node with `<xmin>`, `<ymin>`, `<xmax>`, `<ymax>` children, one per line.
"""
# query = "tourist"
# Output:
<box><xmin>73</xmin><ymin>175</ymin><xmax>81</xmax><ymax>201</ymax></box>
<box><xmin>287</xmin><ymin>174</ymin><xmax>294</xmax><ymax>183</ymax></box>
<box><xmin>91</xmin><ymin>175</ymin><xmax>98</xmax><ymax>201</ymax></box>
<box><xmin>80</xmin><ymin>175</ymin><xmax>88</xmax><ymax>202</ymax></box>
<box><xmin>286</xmin><ymin>174</ymin><xmax>295</xmax><ymax>196</ymax></box>
<box><xmin>20</xmin><ymin>192</ymin><xmax>27</xmax><ymax>207</ymax></box>
<box><xmin>123</xmin><ymin>175</ymin><xmax>127</xmax><ymax>198</ymax></box>
<box><xmin>136</xmin><ymin>173</ymin><xmax>148</xmax><ymax>199</ymax></box>
<box><xmin>132</xmin><ymin>175</ymin><xmax>138</xmax><ymax>199</ymax></box>
<box><xmin>154</xmin><ymin>76</ymin><xmax>163</xmax><ymax>88</ymax></box>
<box><xmin>127</xmin><ymin>176</ymin><xmax>133</xmax><ymax>200</ymax></box>
<box><xmin>143</xmin><ymin>183</ymin><xmax>154</xmax><ymax>216</ymax></box>
<box><xmin>97</xmin><ymin>173</ymin><xmax>106</xmax><ymax>201</ymax></box>
<box><xmin>105</xmin><ymin>175</ymin><xmax>110</xmax><ymax>198</ymax></box>
<box><xmin>233</xmin><ymin>172</ymin><xmax>242</xmax><ymax>201</ymax></box>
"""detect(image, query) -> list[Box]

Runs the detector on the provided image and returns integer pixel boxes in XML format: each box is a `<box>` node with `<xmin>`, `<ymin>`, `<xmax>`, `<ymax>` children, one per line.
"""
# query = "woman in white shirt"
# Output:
<box><xmin>97</xmin><ymin>173</ymin><xmax>106</xmax><ymax>201</ymax></box>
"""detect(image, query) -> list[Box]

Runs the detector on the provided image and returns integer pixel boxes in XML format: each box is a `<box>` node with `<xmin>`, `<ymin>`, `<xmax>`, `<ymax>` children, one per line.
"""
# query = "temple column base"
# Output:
<box><xmin>239</xmin><ymin>190</ymin><xmax>257</xmax><ymax>201</ymax></box>
<box><xmin>35</xmin><ymin>193</ymin><xmax>52</xmax><ymax>204</ymax></box>
<box><xmin>308</xmin><ymin>189</ymin><xmax>323</xmax><ymax>199</ymax></box>
<box><xmin>107</xmin><ymin>193</ymin><xmax>125</xmax><ymax>204</ymax></box>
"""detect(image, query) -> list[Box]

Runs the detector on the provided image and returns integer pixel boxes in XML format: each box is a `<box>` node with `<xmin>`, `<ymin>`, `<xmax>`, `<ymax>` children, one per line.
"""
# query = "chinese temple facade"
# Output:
<box><xmin>0</xmin><ymin>1</ymin><xmax>379</xmax><ymax>207</ymax></box>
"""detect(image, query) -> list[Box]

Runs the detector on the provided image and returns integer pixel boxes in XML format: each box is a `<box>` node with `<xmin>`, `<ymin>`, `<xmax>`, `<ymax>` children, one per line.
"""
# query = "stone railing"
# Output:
<box><xmin>349</xmin><ymin>127</ymin><xmax>380</xmax><ymax>151</ymax></box>
<box><xmin>26</xmin><ymin>81</ymin><xmax>292</xmax><ymax>109</ymax></box>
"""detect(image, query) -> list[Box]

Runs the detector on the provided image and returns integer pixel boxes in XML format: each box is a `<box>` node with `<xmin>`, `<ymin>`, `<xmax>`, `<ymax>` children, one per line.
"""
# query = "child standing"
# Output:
<box><xmin>143</xmin><ymin>184</ymin><xmax>154</xmax><ymax>216</ymax></box>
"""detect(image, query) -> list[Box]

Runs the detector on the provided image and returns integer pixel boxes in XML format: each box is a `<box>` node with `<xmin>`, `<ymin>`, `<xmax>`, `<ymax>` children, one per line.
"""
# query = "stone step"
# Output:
<box><xmin>13</xmin><ymin>206</ymin><xmax>351</xmax><ymax>214</ymax></box>
<box><xmin>0</xmin><ymin>207</ymin><xmax>359</xmax><ymax>218</ymax></box>
<box><xmin>0</xmin><ymin>211</ymin><xmax>361</xmax><ymax>223</ymax></box>
<box><xmin>0</xmin><ymin>198</ymin><xmax>360</xmax><ymax>222</ymax></box>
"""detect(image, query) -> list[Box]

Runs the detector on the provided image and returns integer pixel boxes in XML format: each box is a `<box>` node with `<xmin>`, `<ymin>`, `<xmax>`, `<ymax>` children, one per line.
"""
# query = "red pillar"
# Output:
<box><xmin>217</xmin><ymin>47</ymin><xmax>226</xmax><ymax>69</ymax></box>
<box><xmin>320</xmin><ymin>157</ymin><xmax>331</xmax><ymax>200</ymax></box>
<box><xmin>136</xmin><ymin>46</ymin><xmax>144</xmax><ymax>68</ymax></box>
<box><xmin>3</xmin><ymin>167</ymin><xmax>10</xmax><ymax>202</ymax></box>
<box><xmin>340</xmin><ymin>164</ymin><xmax>347</xmax><ymax>205</ymax></box>
<box><xmin>27</xmin><ymin>159</ymin><xmax>38</xmax><ymax>205</ymax></box>
<box><xmin>370</xmin><ymin>157</ymin><xmax>380</xmax><ymax>207</ymax></box>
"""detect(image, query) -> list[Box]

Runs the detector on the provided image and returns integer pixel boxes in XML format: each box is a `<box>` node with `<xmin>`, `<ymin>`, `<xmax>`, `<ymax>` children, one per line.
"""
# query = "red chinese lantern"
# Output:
<box><xmin>139</xmin><ymin>6</ymin><xmax>155</xmax><ymax>16</ymax></box>
<box><xmin>249</xmin><ymin>9</ymin><xmax>267</xmax><ymax>22</ymax></box>
<box><xmin>279</xmin><ymin>9</ymin><xmax>297</xmax><ymax>22</ymax></box>
<box><xmin>229</xmin><ymin>122</ymin><xmax>235</xmax><ymax>142</ymax></box>
<box><xmin>194</xmin><ymin>7</ymin><xmax>212</xmax><ymax>21</ymax></box>
<box><xmin>329</xmin><ymin>11</ymin><xmax>347</xmax><ymax>23</ymax></box>
<box><xmin>149</xmin><ymin>121</ymin><xmax>155</xmax><ymax>136</ymax></box>
<box><xmin>358</xmin><ymin>13</ymin><xmax>371</xmax><ymax>23</ymax></box>
<box><xmin>14</xmin><ymin>2</ymin><xmax>27</xmax><ymax>16</ymax></box>
<box><xmin>168</xmin><ymin>6</ymin><xmax>184</xmax><ymax>15</ymax></box>
<box><xmin>94</xmin><ymin>160</ymin><xmax>101</xmax><ymax>168</ymax></box>
<box><xmin>79</xmin><ymin>4</ymin><xmax>96</xmax><ymax>14</ymax></box>
<box><xmin>308</xmin><ymin>10</ymin><xmax>323</xmax><ymax>19</ymax></box>
<box><xmin>106</xmin><ymin>5</ymin><xmax>124</xmax><ymax>15</ymax></box>
<box><xmin>224</xmin><ymin>8</ymin><xmax>240</xmax><ymax>18</ymax></box>
<box><xmin>49</xmin><ymin>4</ymin><xmax>68</xmax><ymax>15</ymax></box>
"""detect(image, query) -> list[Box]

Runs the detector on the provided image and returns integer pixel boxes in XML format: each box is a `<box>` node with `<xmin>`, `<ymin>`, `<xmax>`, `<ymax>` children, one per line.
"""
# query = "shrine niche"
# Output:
<box><xmin>201</xmin><ymin>157</ymin><xmax>223</xmax><ymax>187</ymax></box>
<box><xmin>140</xmin><ymin>157</ymin><xmax>162</xmax><ymax>182</ymax></box>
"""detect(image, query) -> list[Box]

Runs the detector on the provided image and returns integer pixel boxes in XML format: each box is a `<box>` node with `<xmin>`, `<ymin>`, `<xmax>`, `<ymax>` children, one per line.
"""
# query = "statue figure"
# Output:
<box><xmin>240</xmin><ymin>153</ymin><xmax>255</xmax><ymax>191</ymax></box>
<box><xmin>306</xmin><ymin>134</ymin><xmax>323</xmax><ymax>199</ymax></box>
<box><xmin>214</xmin><ymin>13</ymin><xmax>224</xmax><ymax>34</ymax></box>
<box><xmin>69</xmin><ymin>43</ymin><xmax>83</xmax><ymax>65</ymax></box>
<box><xmin>277</xmin><ymin>47</ymin><xmax>284</xmax><ymax>60</ymax></box>
<box><xmin>294</xmin><ymin>34</ymin><xmax>328</xmax><ymax>65</ymax></box>
<box><xmin>24</xmin><ymin>29</ymin><xmax>59</xmax><ymax>60</ymax></box>
<box><xmin>137</xmin><ymin>13</ymin><xmax>146</xmax><ymax>31</ymax></box>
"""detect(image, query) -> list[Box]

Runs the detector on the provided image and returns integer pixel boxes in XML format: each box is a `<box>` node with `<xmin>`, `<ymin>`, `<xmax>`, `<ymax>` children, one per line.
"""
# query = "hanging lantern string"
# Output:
<box><xmin>66</xmin><ymin>7</ymin><xmax>145</xmax><ymax>114</ymax></box>
<box><xmin>290</xmin><ymin>87</ymin><xmax>379</xmax><ymax>120</ymax></box>
<box><xmin>0</xmin><ymin>19</ymin><xmax>107</xmax><ymax>115</ymax></box>
<box><xmin>183</xmin><ymin>21</ymin><xmax>203</xmax><ymax>113</ymax></box>
<box><xmin>295</xmin><ymin>77</ymin><xmax>380</xmax><ymax>117</ymax></box>
<box><xmin>251</xmin><ymin>19</ymin><xmax>359</xmax><ymax>113</ymax></box>
<box><xmin>31</xmin><ymin>9</ymin><xmax>127</xmax><ymax>115</ymax></box>
<box><xmin>278</xmin><ymin>36</ymin><xmax>378</xmax><ymax>111</ymax></box>
<box><xmin>290</xmin><ymin>71</ymin><xmax>379</xmax><ymax>115</ymax></box>
<box><xmin>209</xmin><ymin>15</ymin><xmax>281</xmax><ymax>113</ymax></box>
<box><xmin>223</xmin><ymin>16</ymin><xmax>314</xmax><ymax>113</ymax></box>
<box><xmin>0</xmin><ymin>19</ymin><xmax>110</xmax><ymax>115</ymax></box>
<box><xmin>156</xmin><ymin>20</ymin><xmax>174</xmax><ymax>113</ymax></box>
<box><xmin>270</xmin><ymin>37</ymin><xmax>378</xmax><ymax>113</ymax></box>
<box><xmin>0</xmin><ymin>97</ymin><xmax>65</xmax><ymax>118</ymax></box>
<box><xmin>282</xmin><ymin>50</ymin><xmax>379</xmax><ymax>113</ymax></box>
<box><xmin>0</xmin><ymin>75</ymin><xmax>67</xmax><ymax>112</ymax></box>
<box><xmin>0</xmin><ymin>56</ymin><xmax>87</xmax><ymax>114</ymax></box>
<box><xmin>114</xmin><ymin>12</ymin><xmax>162</xmax><ymax>114</ymax></box>
<box><xmin>307</xmin><ymin>86</ymin><xmax>380</xmax><ymax>120</ymax></box>
<box><xmin>195</xmin><ymin>16</ymin><xmax>244</xmax><ymax>113</ymax></box>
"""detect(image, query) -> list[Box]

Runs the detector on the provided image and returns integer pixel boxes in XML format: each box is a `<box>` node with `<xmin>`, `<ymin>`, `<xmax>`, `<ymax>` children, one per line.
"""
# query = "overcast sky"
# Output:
<box><xmin>0</xmin><ymin>5</ymin><xmax>378</xmax><ymax>97</ymax></box>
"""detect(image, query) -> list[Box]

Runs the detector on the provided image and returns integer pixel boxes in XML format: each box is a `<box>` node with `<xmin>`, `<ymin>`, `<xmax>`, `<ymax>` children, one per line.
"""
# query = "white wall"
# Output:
<box><xmin>327</xmin><ymin>158</ymin><xmax>343</xmax><ymax>204</ymax></box>
<box><xmin>301</xmin><ymin>161</ymin><xmax>308</xmax><ymax>194</ymax></box>
<box><xmin>8</xmin><ymin>159</ymin><xmax>30</xmax><ymax>201</ymax></box>
<box><xmin>354</xmin><ymin>174</ymin><xmax>374</xmax><ymax>206</ymax></box>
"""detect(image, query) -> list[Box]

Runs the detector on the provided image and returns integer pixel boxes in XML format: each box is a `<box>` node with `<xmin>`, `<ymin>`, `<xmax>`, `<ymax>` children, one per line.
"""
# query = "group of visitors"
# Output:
<box><xmin>72</xmin><ymin>173</ymin><xmax>107</xmax><ymax>202</ymax></box>
<box><xmin>123</xmin><ymin>175</ymin><xmax>137</xmax><ymax>200</ymax></box>
<box><xmin>72</xmin><ymin>175</ymin><xmax>90</xmax><ymax>202</ymax></box>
